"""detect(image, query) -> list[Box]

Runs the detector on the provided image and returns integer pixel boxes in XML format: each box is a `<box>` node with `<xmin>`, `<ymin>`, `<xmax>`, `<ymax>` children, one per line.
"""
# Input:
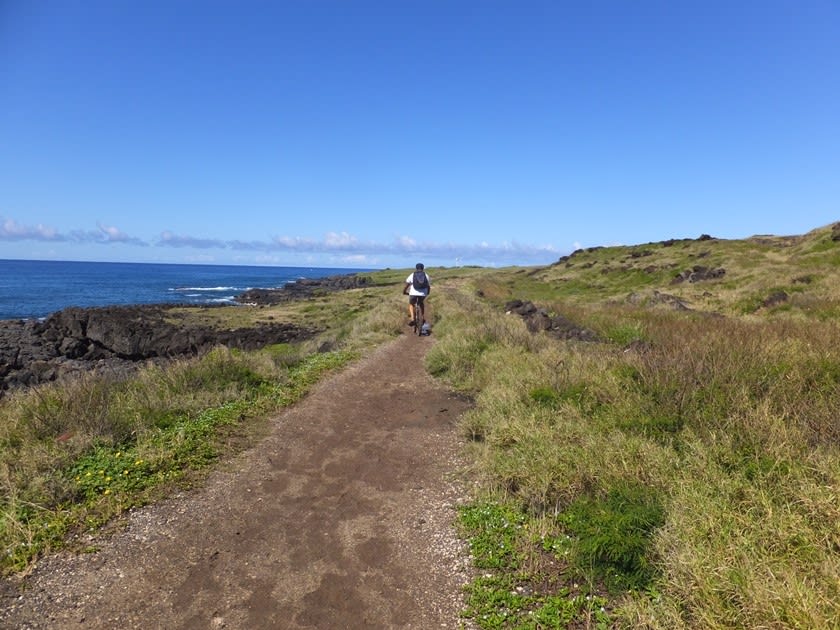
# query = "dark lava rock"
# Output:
<box><xmin>671</xmin><ymin>266</ymin><xmax>726</xmax><ymax>284</ymax></box>
<box><xmin>0</xmin><ymin>304</ymin><xmax>314</xmax><ymax>398</ymax></box>
<box><xmin>504</xmin><ymin>300</ymin><xmax>538</xmax><ymax>317</ymax></box>
<box><xmin>1</xmin><ymin>273</ymin><xmax>372</xmax><ymax>398</ymax></box>
<box><xmin>763</xmin><ymin>291</ymin><xmax>789</xmax><ymax>308</ymax></box>
<box><xmin>237</xmin><ymin>274</ymin><xmax>370</xmax><ymax>305</ymax></box>
<box><xmin>504</xmin><ymin>300</ymin><xmax>599</xmax><ymax>342</ymax></box>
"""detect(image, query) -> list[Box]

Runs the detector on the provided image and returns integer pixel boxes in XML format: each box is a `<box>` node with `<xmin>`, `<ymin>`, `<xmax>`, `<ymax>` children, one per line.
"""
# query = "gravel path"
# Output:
<box><xmin>0</xmin><ymin>333</ymin><xmax>476</xmax><ymax>629</ymax></box>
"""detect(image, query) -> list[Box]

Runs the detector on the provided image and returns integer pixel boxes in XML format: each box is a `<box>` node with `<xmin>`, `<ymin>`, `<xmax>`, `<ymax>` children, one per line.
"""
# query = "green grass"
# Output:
<box><xmin>5</xmin><ymin>229</ymin><xmax>840</xmax><ymax>627</ymax></box>
<box><xmin>0</xmin><ymin>276</ymin><xmax>415</xmax><ymax>576</ymax></box>
<box><xmin>561</xmin><ymin>482</ymin><xmax>664</xmax><ymax>592</ymax></box>
<box><xmin>458</xmin><ymin>502</ymin><xmax>611</xmax><ymax>629</ymax></box>
<box><xmin>427</xmin><ymin>241</ymin><xmax>840</xmax><ymax>628</ymax></box>
<box><xmin>0</xmin><ymin>348</ymin><xmax>356</xmax><ymax>574</ymax></box>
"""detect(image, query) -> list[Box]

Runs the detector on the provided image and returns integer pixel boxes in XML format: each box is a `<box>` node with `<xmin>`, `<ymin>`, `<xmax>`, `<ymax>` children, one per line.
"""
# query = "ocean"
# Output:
<box><xmin>0</xmin><ymin>259</ymin><xmax>371</xmax><ymax>321</ymax></box>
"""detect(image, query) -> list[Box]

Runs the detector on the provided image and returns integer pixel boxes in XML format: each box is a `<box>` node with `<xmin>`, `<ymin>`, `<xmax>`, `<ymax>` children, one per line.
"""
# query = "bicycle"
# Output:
<box><xmin>413</xmin><ymin>296</ymin><xmax>425</xmax><ymax>335</ymax></box>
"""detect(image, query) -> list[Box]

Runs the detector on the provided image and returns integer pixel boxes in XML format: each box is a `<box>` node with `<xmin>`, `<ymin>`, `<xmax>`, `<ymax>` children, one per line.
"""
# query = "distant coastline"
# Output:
<box><xmin>0</xmin><ymin>272</ymin><xmax>374</xmax><ymax>398</ymax></box>
<box><xmin>0</xmin><ymin>259</ymin><xmax>373</xmax><ymax>320</ymax></box>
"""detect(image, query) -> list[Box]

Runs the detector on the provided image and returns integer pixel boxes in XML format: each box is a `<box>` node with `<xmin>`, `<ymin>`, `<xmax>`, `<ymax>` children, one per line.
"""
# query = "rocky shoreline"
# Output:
<box><xmin>235</xmin><ymin>272</ymin><xmax>370</xmax><ymax>305</ymax></box>
<box><xmin>0</xmin><ymin>273</ymin><xmax>370</xmax><ymax>398</ymax></box>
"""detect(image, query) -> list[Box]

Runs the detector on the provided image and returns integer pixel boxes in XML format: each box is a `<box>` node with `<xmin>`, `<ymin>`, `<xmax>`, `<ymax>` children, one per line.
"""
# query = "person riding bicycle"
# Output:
<box><xmin>403</xmin><ymin>263</ymin><xmax>431</xmax><ymax>327</ymax></box>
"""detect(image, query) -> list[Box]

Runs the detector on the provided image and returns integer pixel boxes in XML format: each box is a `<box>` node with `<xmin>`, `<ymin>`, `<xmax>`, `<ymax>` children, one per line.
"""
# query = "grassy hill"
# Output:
<box><xmin>423</xmin><ymin>222</ymin><xmax>840</xmax><ymax>628</ymax></box>
<box><xmin>2</xmin><ymin>223</ymin><xmax>839</xmax><ymax>628</ymax></box>
<box><xmin>467</xmin><ymin>222</ymin><xmax>840</xmax><ymax>317</ymax></box>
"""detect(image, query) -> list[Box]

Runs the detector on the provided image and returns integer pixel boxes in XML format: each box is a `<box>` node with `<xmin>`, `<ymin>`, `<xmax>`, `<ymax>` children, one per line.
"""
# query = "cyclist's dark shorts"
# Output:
<box><xmin>409</xmin><ymin>295</ymin><xmax>426</xmax><ymax>306</ymax></box>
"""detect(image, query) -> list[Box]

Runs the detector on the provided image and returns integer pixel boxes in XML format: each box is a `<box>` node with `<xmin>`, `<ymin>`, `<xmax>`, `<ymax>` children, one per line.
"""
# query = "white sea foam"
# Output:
<box><xmin>172</xmin><ymin>286</ymin><xmax>241</xmax><ymax>292</ymax></box>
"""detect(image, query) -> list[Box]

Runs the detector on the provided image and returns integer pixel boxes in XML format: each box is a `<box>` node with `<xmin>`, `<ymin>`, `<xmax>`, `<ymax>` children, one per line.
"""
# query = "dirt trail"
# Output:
<box><xmin>0</xmin><ymin>333</ymin><xmax>475</xmax><ymax>629</ymax></box>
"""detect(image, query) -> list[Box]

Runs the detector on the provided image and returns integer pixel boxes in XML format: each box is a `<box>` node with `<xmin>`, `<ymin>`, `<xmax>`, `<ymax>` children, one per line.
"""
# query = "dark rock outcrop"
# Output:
<box><xmin>1</xmin><ymin>273</ymin><xmax>373</xmax><ymax>397</ymax></box>
<box><xmin>762</xmin><ymin>291</ymin><xmax>789</xmax><ymax>308</ymax></box>
<box><xmin>554</xmin><ymin>246</ymin><xmax>603</xmax><ymax>267</ymax></box>
<box><xmin>0</xmin><ymin>305</ymin><xmax>313</xmax><ymax>397</ymax></box>
<box><xmin>671</xmin><ymin>266</ymin><xmax>726</xmax><ymax>284</ymax></box>
<box><xmin>237</xmin><ymin>274</ymin><xmax>370</xmax><ymax>305</ymax></box>
<box><xmin>626</xmin><ymin>290</ymin><xmax>691</xmax><ymax>311</ymax></box>
<box><xmin>504</xmin><ymin>300</ymin><xmax>599</xmax><ymax>342</ymax></box>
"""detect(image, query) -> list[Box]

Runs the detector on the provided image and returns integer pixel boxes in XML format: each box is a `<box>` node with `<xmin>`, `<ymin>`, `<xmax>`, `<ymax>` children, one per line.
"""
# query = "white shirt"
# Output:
<box><xmin>405</xmin><ymin>271</ymin><xmax>431</xmax><ymax>297</ymax></box>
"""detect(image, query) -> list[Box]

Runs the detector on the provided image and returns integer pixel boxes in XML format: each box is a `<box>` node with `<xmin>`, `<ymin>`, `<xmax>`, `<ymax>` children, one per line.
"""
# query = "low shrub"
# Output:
<box><xmin>562</xmin><ymin>482</ymin><xmax>664</xmax><ymax>592</ymax></box>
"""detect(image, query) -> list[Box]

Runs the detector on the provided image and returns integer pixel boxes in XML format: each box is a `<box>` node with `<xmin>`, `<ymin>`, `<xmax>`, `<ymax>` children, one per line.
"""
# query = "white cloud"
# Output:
<box><xmin>1</xmin><ymin>218</ymin><xmax>64</xmax><ymax>241</ymax></box>
<box><xmin>1</xmin><ymin>216</ymin><xmax>567</xmax><ymax>265</ymax></box>
<box><xmin>0</xmin><ymin>217</ymin><xmax>148</xmax><ymax>246</ymax></box>
<box><xmin>324</xmin><ymin>231</ymin><xmax>358</xmax><ymax>248</ymax></box>
<box><xmin>96</xmin><ymin>223</ymin><xmax>147</xmax><ymax>245</ymax></box>
<box><xmin>159</xmin><ymin>231</ymin><xmax>225</xmax><ymax>249</ymax></box>
<box><xmin>265</xmin><ymin>235</ymin><xmax>321</xmax><ymax>251</ymax></box>
<box><xmin>99</xmin><ymin>223</ymin><xmax>124</xmax><ymax>240</ymax></box>
<box><xmin>228</xmin><ymin>239</ymin><xmax>273</xmax><ymax>251</ymax></box>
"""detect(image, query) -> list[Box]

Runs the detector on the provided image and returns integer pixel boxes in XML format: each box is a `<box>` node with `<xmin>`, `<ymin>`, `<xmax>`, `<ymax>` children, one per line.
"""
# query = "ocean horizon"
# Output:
<box><xmin>0</xmin><ymin>259</ymin><xmax>373</xmax><ymax>321</ymax></box>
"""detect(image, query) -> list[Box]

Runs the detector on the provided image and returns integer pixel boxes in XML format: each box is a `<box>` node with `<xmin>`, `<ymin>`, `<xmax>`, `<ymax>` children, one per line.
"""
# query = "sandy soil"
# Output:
<box><xmin>0</xmin><ymin>332</ymin><xmax>475</xmax><ymax>629</ymax></box>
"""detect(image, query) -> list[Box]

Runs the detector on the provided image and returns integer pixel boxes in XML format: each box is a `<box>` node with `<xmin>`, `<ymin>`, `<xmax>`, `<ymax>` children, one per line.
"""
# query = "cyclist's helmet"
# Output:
<box><xmin>416</xmin><ymin>263</ymin><xmax>424</xmax><ymax>270</ymax></box>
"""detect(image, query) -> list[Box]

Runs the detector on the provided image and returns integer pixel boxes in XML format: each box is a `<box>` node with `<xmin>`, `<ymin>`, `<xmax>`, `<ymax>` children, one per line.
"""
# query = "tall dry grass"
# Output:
<box><xmin>0</xmin><ymin>285</ymin><xmax>405</xmax><ymax>574</ymax></box>
<box><xmin>430</xmin><ymin>284</ymin><xmax>840</xmax><ymax>628</ymax></box>
<box><xmin>613</xmin><ymin>311</ymin><xmax>840</xmax><ymax>628</ymax></box>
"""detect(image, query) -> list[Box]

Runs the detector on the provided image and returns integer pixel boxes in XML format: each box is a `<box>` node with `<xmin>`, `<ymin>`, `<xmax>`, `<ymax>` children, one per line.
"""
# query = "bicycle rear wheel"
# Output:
<box><xmin>414</xmin><ymin>298</ymin><xmax>424</xmax><ymax>335</ymax></box>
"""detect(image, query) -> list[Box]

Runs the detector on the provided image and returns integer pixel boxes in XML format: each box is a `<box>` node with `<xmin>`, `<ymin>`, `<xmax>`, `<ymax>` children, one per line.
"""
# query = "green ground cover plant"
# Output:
<box><xmin>458</xmin><ymin>500</ymin><xmax>610</xmax><ymax>629</ymax></box>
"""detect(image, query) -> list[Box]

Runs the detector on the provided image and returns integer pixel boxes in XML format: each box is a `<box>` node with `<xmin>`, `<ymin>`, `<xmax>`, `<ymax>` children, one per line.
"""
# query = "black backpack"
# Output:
<box><xmin>412</xmin><ymin>270</ymin><xmax>429</xmax><ymax>291</ymax></box>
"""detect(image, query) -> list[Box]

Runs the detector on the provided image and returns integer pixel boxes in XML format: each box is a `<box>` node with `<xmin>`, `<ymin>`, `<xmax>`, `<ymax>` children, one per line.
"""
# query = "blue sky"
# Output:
<box><xmin>1</xmin><ymin>1</ymin><xmax>838</xmax><ymax>269</ymax></box>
